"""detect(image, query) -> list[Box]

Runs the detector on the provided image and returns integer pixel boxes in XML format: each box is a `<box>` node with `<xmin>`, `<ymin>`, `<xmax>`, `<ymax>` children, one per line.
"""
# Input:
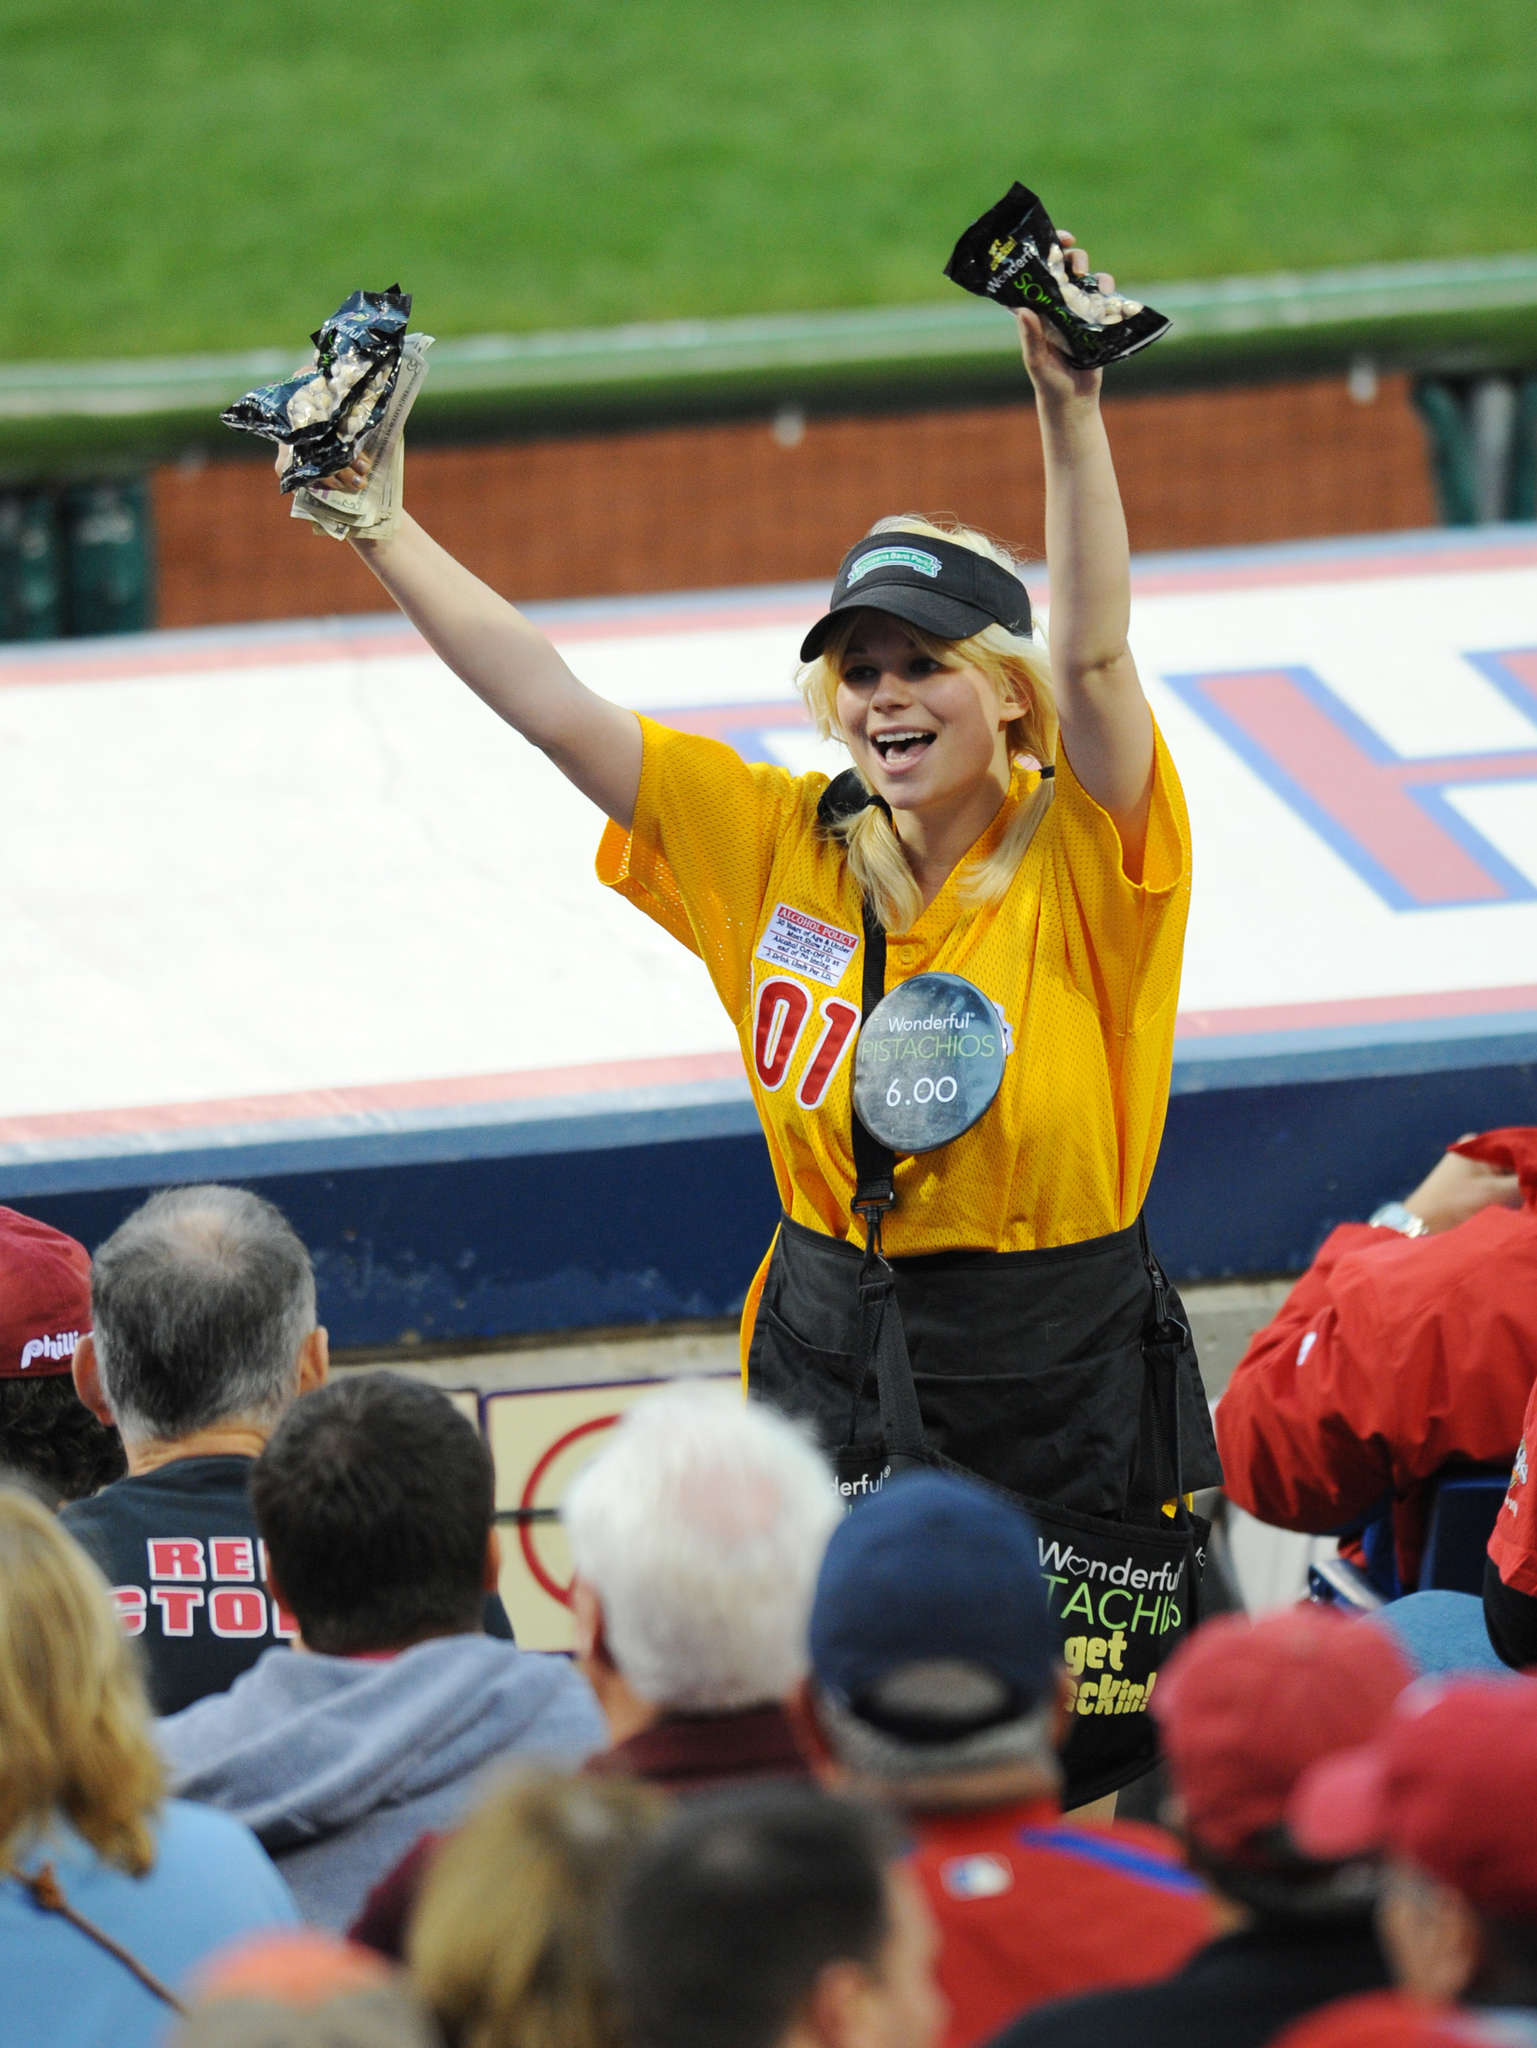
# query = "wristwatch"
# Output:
<box><xmin>1368</xmin><ymin>1200</ymin><xmax>1428</xmax><ymax>1237</ymax></box>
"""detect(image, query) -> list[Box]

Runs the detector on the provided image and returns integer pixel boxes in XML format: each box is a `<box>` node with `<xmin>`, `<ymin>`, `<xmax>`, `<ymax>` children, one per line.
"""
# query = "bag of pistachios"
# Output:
<box><xmin>220</xmin><ymin>286</ymin><xmax>413</xmax><ymax>491</ymax></box>
<box><xmin>944</xmin><ymin>184</ymin><xmax>1169</xmax><ymax>368</ymax></box>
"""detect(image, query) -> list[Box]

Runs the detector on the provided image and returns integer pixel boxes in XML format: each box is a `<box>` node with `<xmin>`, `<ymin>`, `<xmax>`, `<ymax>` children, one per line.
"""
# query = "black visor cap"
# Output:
<box><xmin>800</xmin><ymin>532</ymin><xmax>1033</xmax><ymax>662</ymax></box>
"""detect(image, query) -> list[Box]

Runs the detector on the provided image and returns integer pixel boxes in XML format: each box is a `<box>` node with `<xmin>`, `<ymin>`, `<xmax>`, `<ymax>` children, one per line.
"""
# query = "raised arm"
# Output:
<box><xmin>348</xmin><ymin>515</ymin><xmax>643</xmax><ymax>829</ymax></box>
<box><xmin>1015</xmin><ymin>236</ymin><xmax>1154</xmax><ymax>864</ymax></box>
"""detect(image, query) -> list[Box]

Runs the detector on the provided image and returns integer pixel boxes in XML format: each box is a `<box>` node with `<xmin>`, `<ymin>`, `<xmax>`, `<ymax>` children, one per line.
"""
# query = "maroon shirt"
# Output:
<box><xmin>582</xmin><ymin>1702</ymin><xmax>810</xmax><ymax>1792</ymax></box>
<box><xmin>349</xmin><ymin>1701</ymin><xmax>810</xmax><ymax>1957</ymax></box>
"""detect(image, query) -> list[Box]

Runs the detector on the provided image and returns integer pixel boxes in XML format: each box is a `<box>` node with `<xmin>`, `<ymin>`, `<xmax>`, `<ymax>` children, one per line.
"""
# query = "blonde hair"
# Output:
<box><xmin>798</xmin><ymin>515</ymin><xmax>1058</xmax><ymax>934</ymax></box>
<box><xmin>409</xmin><ymin>1771</ymin><xmax>665</xmax><ymax>2048</ymax></box>
<box><xmin>0</xmin><ymin>1487</ymin><xmax>163</xmax><ymax>1877</ymax></box>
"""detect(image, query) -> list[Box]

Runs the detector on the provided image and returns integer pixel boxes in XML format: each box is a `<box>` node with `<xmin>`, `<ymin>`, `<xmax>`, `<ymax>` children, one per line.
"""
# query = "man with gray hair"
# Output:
<box><xmin>61</xmin><ymin>1183</ymin><xmax>332</xmax><ymax>1714</ymax></box>
<box><xmin>64</xmin><ymin>1185</ymin><xmax>512</xmax><ymax>1716</ymax></box>
<box><xmin>792</xmin><ymin>1472</ymin><xmax>1214</xmax><ymax>2048</ymax></box>
<box><xmin>566</xmin><ymin>1379</ymin><xmax>842</xmax><ymax>1789</ymax></box>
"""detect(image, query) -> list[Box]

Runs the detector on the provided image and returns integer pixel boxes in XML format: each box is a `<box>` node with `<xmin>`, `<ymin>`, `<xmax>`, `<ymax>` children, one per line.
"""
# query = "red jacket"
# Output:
<box><xmin>910</xmin><ymin>1795</ymin><xmax>1215</xmax><ymax>2048</ymax></box>
<box><xmin>1216</xmin><ymin>1129</ymin><xmax>1537</xmax><ymax>1590</ymax></box>
<box><xmin>1489</xmin><ymin>1369</ymin><xmax>1537</xmax><ymax>1600</ymax></box>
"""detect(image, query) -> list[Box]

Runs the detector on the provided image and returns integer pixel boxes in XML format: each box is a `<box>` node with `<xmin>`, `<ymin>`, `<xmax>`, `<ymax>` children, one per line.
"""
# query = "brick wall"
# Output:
<box><xmin>153</xmin><ymin>371</ymin><xmax>1435</xmax><ymax>629</ymax></box>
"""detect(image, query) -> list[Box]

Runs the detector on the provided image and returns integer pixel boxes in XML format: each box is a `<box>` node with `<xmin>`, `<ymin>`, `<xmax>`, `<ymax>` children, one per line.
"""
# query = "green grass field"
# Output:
<box><xmin>6</xmin><ymin>0</ymin><xmax>1535</xmax><ymax>363</ymax></box>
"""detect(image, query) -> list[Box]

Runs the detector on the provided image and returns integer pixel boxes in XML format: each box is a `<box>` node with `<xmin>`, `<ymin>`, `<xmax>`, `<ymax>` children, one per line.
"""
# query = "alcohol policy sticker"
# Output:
<box><xmin>754</xmin><ymin>902</ymin><xmax>861</xmax><ymax>988</ymax></box>
<box><xmin>852</xmin><ymin>972</ymin><xmax>1005</xmax><ymax>1154</ymax></box>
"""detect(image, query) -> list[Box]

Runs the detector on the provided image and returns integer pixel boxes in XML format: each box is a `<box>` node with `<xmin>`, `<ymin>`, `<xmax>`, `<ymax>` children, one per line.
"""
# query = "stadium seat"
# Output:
<box><xmin>1418</xmin><ymin>1471</ymin><xmax>1511</xmax><ymax>1593</ymax></box>
<box><xmin>1307</xmin><ymin>1467</ymin><xmax>1510</xmax><ymax>1612</ymax></box>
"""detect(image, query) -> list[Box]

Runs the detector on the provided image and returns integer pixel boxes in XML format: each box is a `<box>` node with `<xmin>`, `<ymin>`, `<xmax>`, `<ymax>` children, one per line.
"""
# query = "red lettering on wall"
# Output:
<box><xmin>147</xmin><ymin>1537</ymin><xmax>206</xmax><ymax>1581</ymax></box>
<box><xmin>271</xmin><ymin>1596</ymin><xmax>300</xmax><ymax>1641</ymax></box>
<box><xmin>150</xmin><ymin>1586</ymin><xmax>205</xmax><ymax>1636</ymax></box>
<box><xmin>208</xmin><ymin>1587</ymin><xmax>269</xmax><ymax>1639</ymax></box>
<box><xmin>112</xmin><ymin>1585</ymin><xmax>147</xmax><ymax>1637</ymax></box>
<box><xmin>209</xmin><ymin>1536</ymin><xmax>256</xmax><ymax>1581</ymax></box>
<box><xmin>1167</xmin><ymin>654</ymin><xmax>1537</xmax><ymax>910</ymax></box>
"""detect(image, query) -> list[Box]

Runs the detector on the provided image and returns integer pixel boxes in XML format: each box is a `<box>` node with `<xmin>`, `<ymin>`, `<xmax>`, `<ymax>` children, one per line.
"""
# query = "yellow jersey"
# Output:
<box><xmin>598</xmin><ymin>712</ymin><xmax>1191</xmax><ymax>1270</ymax></box>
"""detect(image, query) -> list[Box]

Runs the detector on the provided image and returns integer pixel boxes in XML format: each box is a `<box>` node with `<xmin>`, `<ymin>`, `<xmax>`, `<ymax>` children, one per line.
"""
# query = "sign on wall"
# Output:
<box><xmin>485</xmin><ymin>1374</ymin><xmax>737</xmax><ymax>1650</ymax></box>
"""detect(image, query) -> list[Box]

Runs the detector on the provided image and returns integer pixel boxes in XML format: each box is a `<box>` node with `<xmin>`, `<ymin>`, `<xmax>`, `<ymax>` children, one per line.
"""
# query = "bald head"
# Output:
<box><xmin>89</xmin><ymin>1184</ymin><xmax>318</xmax><ymax>1443</ymax></box>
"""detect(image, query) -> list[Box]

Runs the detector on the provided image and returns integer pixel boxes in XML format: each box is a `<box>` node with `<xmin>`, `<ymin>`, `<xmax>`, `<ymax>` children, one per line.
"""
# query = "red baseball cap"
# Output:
<box><xmin>190</xmin><ymin>1929</ymin><xmax>392</xmax><ymax>2006</ymax></box>
<box><xmin>1290</xmin><ymin>1677</ymin><xmax>1537</xmax><ymax>1917</ymax></box>
<box><xmin>0</xmin><ymin>1206</ymin><xmax>91</xmax><ymax>1381</ymax></box>
<box><xmin>1268</xmin><ymin>1989</ymin><xmax>1497</xmax><ymax>2048</ymax></box>
<box><xmin>181</xmin><ymin>1932</ymin><xmax>434</xmax><ymax>2047</ymax></box>
<box><xmin>1152</xmin><ymin>1606</ymin><xmax>1413</xmax><ymax>1861</ymax></box>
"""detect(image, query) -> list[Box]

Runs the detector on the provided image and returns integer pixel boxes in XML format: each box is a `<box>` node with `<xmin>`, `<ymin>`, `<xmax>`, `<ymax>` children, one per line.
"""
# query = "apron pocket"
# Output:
<box><xmin>1010</xmin><ymin>1490</ymin><xmax>1210</xmax><ymax>1805</ymax></box>
<box><xmin>748</xmin><ymin>1303</ymin><xmax>872</xmax><ymax>1452</ymax></box>
<box><xmin>911</xmin><ymin>1346</ymin><xmax>1144</xmax><ymax>1517</ymax></box>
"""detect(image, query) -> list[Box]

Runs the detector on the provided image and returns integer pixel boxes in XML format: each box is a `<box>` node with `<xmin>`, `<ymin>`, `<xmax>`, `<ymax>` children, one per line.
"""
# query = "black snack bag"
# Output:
<box><xmin>221</xmin><ymin>286</ymin><xmax>412</xmax><ymax>493</ymax></box>
<box><xmin>944</xmin><ymin>185</ymin><xmax>1169</xmax><ymax>369</ymax></box>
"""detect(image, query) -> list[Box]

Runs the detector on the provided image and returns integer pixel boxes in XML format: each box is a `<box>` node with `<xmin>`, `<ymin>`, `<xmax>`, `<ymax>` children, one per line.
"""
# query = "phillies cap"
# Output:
<box><xmin>800</xmin><ymin>532</ymin><xmax>1033</xmax><ymax>662</ymax></box>
<box><xmin>809</xmin><ymin>1470</ymin><xmax>1057</xmax><ymax>1738</ymax></box>
<box><xmin>0</xmin><ymin>1206</ymin><xmax>91</xmax><ymax>1381</ymax></box>
<box><xmin>1290</xmin><ymin>1677</ymin><xmax>1537</xmax><ymax>1917</ymax></box>
<box><xmin>1152</xmin><ymin>1606</ymin><xmax>1413</xmax><ymax>1863</ymax></box>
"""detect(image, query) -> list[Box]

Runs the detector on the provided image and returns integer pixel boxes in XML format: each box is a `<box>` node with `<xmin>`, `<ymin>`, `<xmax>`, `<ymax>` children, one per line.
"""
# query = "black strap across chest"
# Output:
<box><xmin>851</xmin><ymin>896</ymin><xmax>896</xmax><ymax>1226</ymax></box>
<box><xmin>847</xmin><ymin>898</ymin><xmax>930</xmax><ymax>1464</ymax></box>
<box><xmin>843</xmin><ymin>894</ymin><xmax>1188</xmax><ymax>1494</ymax></box>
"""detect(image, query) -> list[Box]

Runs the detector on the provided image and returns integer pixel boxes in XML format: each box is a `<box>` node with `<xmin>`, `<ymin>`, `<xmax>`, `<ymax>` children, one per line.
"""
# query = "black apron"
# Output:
<box><xmin>746</xmin><ymin>863</ymin><xmax>1221</xmax><ymax>1803</ymax></box>
<box><xmin>748</xmin><ymin>1213</ymin><xmax>1219</xmax><ymax>1521</ymax></box>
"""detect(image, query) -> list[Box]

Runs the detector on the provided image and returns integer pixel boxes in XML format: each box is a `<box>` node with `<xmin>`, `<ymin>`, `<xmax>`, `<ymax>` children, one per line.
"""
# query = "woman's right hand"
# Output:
<box><xmin>273</xmin><ymin>349</ymin><xmax>371</xmax><ymax>500</ymax></box>
<box><xmin>274</xmin><ymin>441</ymin><xmax>371</xmax><ymax>496</ymax></box>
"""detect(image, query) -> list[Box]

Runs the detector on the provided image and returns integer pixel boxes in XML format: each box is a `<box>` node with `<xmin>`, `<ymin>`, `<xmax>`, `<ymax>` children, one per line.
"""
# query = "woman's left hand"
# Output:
<box><xmin>1014</xmin><ymin>232</ymin><xmax>1103</xmax><ymax>407</ymax></box>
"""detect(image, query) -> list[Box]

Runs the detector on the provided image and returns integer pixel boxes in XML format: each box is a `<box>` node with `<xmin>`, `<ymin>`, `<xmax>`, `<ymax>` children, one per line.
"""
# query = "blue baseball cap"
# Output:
<box><xmin>809</xmin><ymin>1471</ymin><xmax>1058</xmax><ymax>1739</ymax></box>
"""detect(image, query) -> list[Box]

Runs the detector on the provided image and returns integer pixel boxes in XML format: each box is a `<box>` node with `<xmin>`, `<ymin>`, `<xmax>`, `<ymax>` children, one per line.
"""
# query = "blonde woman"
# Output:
<box><xmin>0</xmin><ymin>1487</ymin><xmax>296</xmax><ymax>2045</ymax></box>
<box><xmin>315</xmin><ymin>234</ymin><xmax>1219</xmax><ymax>1793</ymax></box>
<box><xmin>409</xmin><ymin>1772</ymin><xmax>663</xmax><ymax>2048</ymax></box>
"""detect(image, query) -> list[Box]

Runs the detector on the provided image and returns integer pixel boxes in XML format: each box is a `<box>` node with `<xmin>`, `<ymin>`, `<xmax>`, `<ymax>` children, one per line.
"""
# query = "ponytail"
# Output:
<box><xmin>834</xmin><ymin>799</ymin><xmax>924</xmax><ymax>935</ymax></box>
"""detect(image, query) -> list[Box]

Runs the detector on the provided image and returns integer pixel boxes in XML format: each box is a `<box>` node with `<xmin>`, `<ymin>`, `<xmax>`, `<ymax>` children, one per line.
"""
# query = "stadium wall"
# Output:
<box><xmin>155</xmin><ymin>371</ymin><xmax>1435</xmax><ymax>629</ymax></box>
<box><xmin>9</xmin><ymin>1033</ymin><xmax>1532</xmax><ymax>1352</ymax></box>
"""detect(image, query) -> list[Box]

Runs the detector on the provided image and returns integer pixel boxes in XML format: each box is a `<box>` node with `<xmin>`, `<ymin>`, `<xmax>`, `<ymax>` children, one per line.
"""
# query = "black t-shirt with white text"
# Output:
<box><xmin>62</xmin><ymin>1456</ymin><xmax>294</xmax><ymax>1716</ymax></box>
<box><xmin>61</xmin><ymin>1454</ymin><xmax>514</xmax><ymax>1717</ymax></box>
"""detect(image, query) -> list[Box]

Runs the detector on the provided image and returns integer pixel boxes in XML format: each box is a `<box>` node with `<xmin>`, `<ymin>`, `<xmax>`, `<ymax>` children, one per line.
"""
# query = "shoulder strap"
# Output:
<box><xmin>1137</xmin><ymin>1215</ymin><xmax>1188</xmax><ymax>1504</ymax></box>
<box><xmin>848</xmin><ymin>898</ymin><xmax>929</xmax><ymax>1469</ymax></box>
<box><xmin>848</xmin><ymin>910</ymin><xmax>1191</xmax><ymax>1503</ymax></box>
<box><xmin>851</xmin><ymin>897</ymin><xmax>896</xmax><ymax>1223</ymax></box>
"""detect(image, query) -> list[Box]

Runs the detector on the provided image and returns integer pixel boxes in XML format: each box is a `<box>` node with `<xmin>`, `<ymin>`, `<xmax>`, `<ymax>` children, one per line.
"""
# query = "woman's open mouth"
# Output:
<box><xmin>871</xmin><ymin>729</ymin><xmax>936</xmax><ymax>765</ymax></box>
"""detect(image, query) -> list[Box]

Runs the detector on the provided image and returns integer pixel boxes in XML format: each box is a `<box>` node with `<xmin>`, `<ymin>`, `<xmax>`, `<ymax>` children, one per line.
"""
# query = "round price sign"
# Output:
<box><xmin>851</xmin><ymin>972</ymin><xmax>1006</xmax><ymax>1154</ymax></box>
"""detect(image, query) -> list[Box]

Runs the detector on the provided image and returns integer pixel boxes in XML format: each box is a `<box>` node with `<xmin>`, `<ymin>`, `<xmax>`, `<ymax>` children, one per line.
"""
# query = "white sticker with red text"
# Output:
<box><xmin>754</xmin><ymin>901</ymin><xmax>860</xmax><ymax>988</ymax></box>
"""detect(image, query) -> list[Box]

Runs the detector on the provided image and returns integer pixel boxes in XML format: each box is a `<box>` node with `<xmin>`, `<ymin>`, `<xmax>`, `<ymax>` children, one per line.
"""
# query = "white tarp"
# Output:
<box><xmin>3</xmin><ymin>527</ymin><xmax>1534</xmax><ymax>1137</ymax></box>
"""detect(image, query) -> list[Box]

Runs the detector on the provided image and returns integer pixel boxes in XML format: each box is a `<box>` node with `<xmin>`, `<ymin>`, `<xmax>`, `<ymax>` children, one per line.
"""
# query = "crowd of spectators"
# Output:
<box><xmin>1</xmin><ymin>1141</ymin><xmax>1535</xmax><ymax>2048</ymax></box>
